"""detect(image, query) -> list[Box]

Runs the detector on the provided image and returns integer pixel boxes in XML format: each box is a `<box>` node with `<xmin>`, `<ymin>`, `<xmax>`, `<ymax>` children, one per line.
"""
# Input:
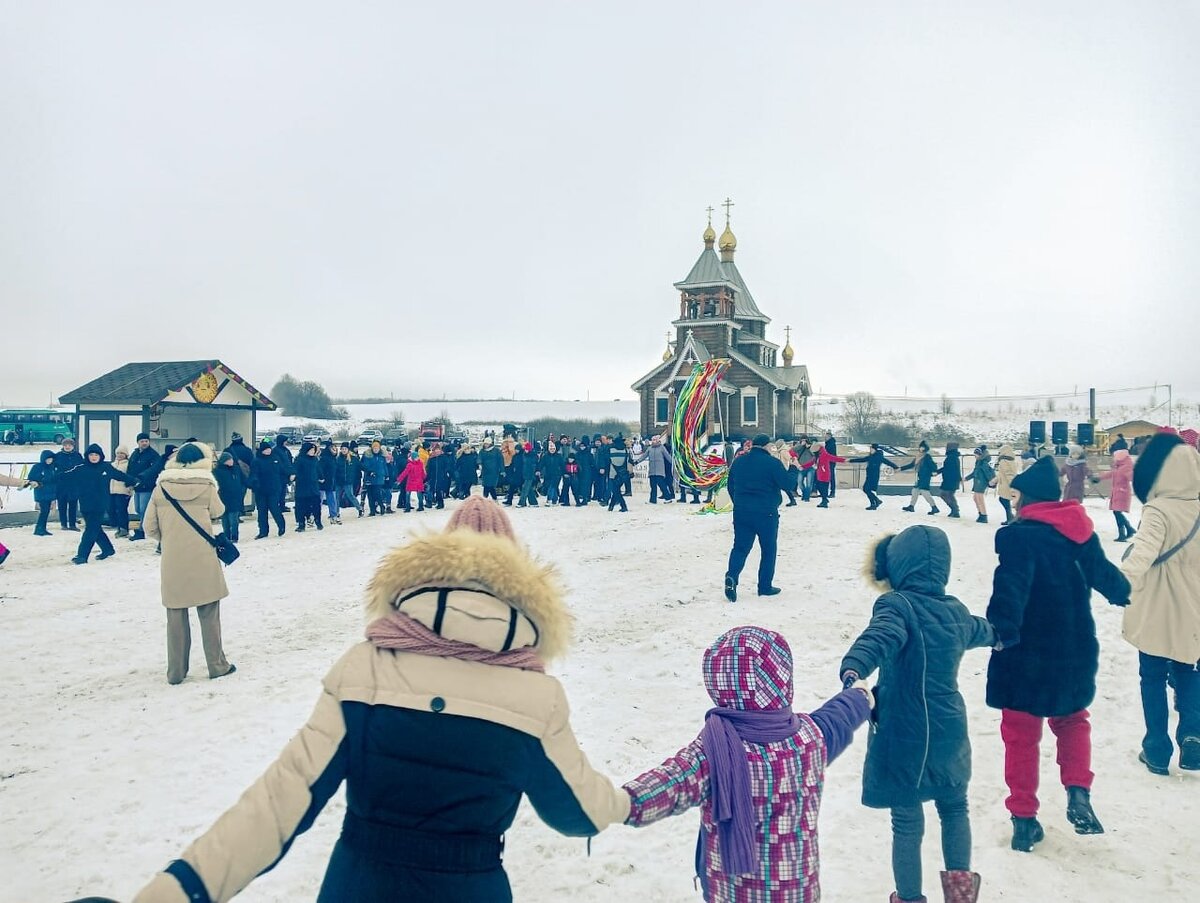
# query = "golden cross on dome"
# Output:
<box><xmin>785</xmin><ymin>325</ymin><xmax>792</xmax><ymax>343</ymax></box>
<box><xmin>705</xmin><ymin>205</ymin><xmax>714</xmax><ymax>226</ymax></box>
<box><xmin>722</xmin><ymin>197</ymin><xmax>735</xmax><ymax>224</ymax></box>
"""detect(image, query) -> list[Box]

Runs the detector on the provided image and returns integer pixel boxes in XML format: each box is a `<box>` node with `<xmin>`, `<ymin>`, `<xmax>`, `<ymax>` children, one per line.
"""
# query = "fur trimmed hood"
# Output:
<box><xmin>366</xmin><ymin>529</ymin><xmax>572</xmax><ymax>662</ymax></box>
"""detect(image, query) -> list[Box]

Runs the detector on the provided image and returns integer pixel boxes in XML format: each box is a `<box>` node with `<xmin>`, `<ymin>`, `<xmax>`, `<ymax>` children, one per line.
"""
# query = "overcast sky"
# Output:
<box><xmin>2</xmin><ymin>1</ymin><xmax>1197</xmax><ymax>406</ymax></box>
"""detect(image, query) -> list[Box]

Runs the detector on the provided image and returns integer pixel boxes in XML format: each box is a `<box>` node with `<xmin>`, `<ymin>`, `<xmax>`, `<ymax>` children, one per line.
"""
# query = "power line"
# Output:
<box><xmin>813</xmin><ymin>384</ymin><xmax>1164</xmax><ymax>404</ymax></box>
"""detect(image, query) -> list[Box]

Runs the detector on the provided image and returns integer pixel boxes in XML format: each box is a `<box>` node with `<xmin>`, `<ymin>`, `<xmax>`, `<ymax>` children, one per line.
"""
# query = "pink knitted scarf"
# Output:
<box><xmin>366</xmin><ymin>609</ymin><xmax>545</xmax><ymax>672</ymax></box>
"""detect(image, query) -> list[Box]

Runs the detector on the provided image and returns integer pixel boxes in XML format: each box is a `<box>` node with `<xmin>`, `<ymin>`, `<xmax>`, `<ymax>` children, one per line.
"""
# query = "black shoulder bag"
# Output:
<box><xmin>161</xmin><ymin>487</ymin><xmax>240</xmax><ymax>566</ymax></box>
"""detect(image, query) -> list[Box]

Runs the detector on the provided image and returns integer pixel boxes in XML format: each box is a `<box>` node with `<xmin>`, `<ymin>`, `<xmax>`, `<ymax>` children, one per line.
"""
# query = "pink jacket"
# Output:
<box><xmin>815</xmin><ymin>447</ymin><xmax>845</xmax><ymax>483</ymax></box>
<box><xmin>1096</xmin><ymin>449</ymin><xmax>1134</xmax><ymax>512</ymax></box>
<box><xmin>396</xmin><ymin>459</ymin><xmax>426</xmax><ymax>492</ymax></box>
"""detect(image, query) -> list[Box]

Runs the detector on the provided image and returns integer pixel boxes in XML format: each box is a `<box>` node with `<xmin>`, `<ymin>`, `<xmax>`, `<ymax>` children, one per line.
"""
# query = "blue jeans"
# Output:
<box><xmin>1139</xmin><ymin>652</ymin><xmax>1200</xmax><ymax>766</ymax></box>
<box><xmin>726</xmin><ymin>511</ymin><xmax>779</xmax><ymax>591</ymax></box>
<box><xmin>800</xmin><ymin>469</ymin><xmax>815</xmax><ymax>500</ymax></box>
<box><xmin>221</xmin><ymin>510</ymin><xmax>240</xmax><ymax>542</ymax></box>
<box><xmin>323</xmin><ymin>489</ymin><xmax>340</xmax><ymax>520</ymax></box>
<box><xmin>134</xmin><ymin>490</ymin><xmax>153</xmax><ymax>526</ymax></box>
<box><xmin>891</xmin><ymin>789</ymin><xmax>971</xmax><ymax>901</ymax></box>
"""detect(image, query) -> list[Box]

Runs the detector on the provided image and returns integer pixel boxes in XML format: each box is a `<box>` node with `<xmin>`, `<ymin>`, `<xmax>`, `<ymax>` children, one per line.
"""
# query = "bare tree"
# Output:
<box><xmin>842</xmin><ymin>391</ymin><xmax>881</xmax><ymax>441</ymax></box>
<box><xmin>940</xmin><ymin>393</ymin><xmax>954</xmax><ymax>415</ymax></box>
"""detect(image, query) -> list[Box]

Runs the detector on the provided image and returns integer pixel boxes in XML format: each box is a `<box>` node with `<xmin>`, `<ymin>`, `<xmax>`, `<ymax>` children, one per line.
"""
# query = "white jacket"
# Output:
<box><xmin>1121</xmin><ymin>444</ymin><xmax>1200</xmax><ymax>663</ymax></box>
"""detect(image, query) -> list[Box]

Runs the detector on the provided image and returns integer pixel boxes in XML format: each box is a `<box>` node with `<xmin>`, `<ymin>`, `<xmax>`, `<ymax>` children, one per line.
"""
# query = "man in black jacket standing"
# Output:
<box><xmin>127</xmin><ymin>432</ymin><xmax>161</xmax><ymax>539</ymax></box>
<box><xmin>724</xmin><ymin>434</ymin><xmax>792</xmax><ymax>602</ymax></box>
<box><xmin>53</xmin><ymin>437</ymin><xmax>85</xmax><ymax>530</ymax></box>
<box><xmin>824</xmin><ymin>430</ymin><xmax>839</xmax><ymax>498</ymax></box>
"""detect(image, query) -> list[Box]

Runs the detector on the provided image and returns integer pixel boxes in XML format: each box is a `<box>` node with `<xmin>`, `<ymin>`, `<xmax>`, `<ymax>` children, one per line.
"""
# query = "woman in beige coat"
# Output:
<box><xmin>143</xmin><ymin>442</ymin><xmax>235</xmax><ymax>685</ymax></box>
<box><xmin>993</xmin><ymin>445</ymin><xmax>1020</xmax><ymax>525</ymax></box>
<box><xmin>1120</xmin><ymin>433</ymin><xmax>1200</xmax><ymax>775</ymax></box>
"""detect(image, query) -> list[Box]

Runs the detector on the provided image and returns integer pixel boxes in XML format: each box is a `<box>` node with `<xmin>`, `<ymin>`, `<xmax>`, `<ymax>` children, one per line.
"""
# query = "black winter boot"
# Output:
<box><xmin>1010</xmin><ymin>816</ymin><xmax>1044</xmax><ymax>852</ymax></box>
<box><xmin>1065</xmin><ymin>786</ymin><xmax>1104</xmax><ymax>834</ymax></box>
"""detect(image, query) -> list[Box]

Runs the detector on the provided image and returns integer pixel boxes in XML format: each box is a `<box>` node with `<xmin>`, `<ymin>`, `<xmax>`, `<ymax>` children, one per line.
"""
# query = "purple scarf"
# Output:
<box><xmin>701</xmin><ymin>706</ymin><xmax>802</xmax><ymax>875</ymax></box>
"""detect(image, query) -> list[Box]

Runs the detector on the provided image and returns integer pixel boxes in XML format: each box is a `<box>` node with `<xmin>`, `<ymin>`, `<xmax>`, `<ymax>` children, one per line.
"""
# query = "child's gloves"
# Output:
<box><xmin>840</xmin><ymin>670</ymin><xmax>861</xmax><ymax>689</ymax></box>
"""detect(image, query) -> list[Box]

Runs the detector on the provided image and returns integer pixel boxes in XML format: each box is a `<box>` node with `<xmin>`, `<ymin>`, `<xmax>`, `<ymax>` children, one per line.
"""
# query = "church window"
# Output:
<box><xmin>741</xmin><ymin>388</ymin><xmax>759</xmax><ymax>426</ymax></box>
<box><xmin>655</xmin><ymin>394</ymin><xmax>670</xmax><ymax>425</ymax></box>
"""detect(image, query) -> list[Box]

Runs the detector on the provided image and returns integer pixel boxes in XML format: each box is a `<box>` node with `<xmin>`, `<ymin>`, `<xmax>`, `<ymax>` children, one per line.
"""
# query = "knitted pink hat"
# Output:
<box><xmin>446</xmin><ymin>496</ymin><xmax>516</xmax><ymax>541</ymax></box>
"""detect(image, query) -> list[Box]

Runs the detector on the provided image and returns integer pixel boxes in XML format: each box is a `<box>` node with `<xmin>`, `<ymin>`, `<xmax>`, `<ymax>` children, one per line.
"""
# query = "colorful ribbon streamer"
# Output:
<box><xmin>671</xmin><ymin>359</ymin><xmax>732</xmax><ymax>492</ymax></box>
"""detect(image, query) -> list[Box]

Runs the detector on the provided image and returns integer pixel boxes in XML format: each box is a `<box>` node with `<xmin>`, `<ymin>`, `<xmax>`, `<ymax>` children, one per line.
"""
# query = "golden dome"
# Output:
<box><xmin>782</xmin><ymin>341</ymin><xmax>795</xmax><ymax>366</ymax></box>
<box><xmin>718</xmin><ymin>223</ymin><xmax>737</xmax><ymax>252</ymax></box>
<box><xmin>662</xmin><ymin>344</ymin><xmax>674</xmax><ymax>362</ymax></box>
<box><xmin>703</xmin><ymin>223</ymin><xmax>717</xmax><ymax>244</ymax></box>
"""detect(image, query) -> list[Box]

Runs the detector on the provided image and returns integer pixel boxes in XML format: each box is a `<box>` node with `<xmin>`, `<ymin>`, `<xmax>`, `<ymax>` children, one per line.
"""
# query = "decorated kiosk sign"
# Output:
<box><xmin>60</xmin><ymin>360</ymin><xmax>276</xmax><ymax>457</ymax></box>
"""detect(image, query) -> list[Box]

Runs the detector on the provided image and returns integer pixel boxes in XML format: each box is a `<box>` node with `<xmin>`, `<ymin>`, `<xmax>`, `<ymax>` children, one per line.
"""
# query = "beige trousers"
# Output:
<box><xmin>166</xmin><ymin>602</ymin><xmax>230</xmax><ymax>684</ymax></box>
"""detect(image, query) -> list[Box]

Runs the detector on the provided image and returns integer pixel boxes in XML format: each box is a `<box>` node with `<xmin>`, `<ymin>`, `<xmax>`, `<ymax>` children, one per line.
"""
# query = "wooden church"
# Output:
<box><xmin>632</xmin><ymin>205</ymin><xmax>812</xmax><ymax>439</ymax></box>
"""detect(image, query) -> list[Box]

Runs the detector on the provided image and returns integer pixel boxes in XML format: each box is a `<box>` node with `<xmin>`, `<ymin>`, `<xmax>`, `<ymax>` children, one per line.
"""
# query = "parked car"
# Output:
<box><xmin>273</xmin><ymin>426</ymin><xmax>305</xmax><ymax>444</ymax></box>
<box><xmin>356</xmin><ymin>429</ymin><xmax>384</xmax><ymax>445</ymax></box>
<box><xmin>382</xmin><ymin>427</ymin><xmax>408</xmax><ymax>445</ymax></box>
<box><xmin>303</xmin><ymin>429</ymin><xmax>333</xmax><ymax>445</ymax></box>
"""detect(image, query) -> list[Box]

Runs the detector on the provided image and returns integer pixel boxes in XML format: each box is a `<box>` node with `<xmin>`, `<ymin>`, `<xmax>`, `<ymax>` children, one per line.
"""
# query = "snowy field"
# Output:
<box><xmin>1</xmin><ymin>491</ymin><xmax>1197</xmax><ymax>902</ymax></box>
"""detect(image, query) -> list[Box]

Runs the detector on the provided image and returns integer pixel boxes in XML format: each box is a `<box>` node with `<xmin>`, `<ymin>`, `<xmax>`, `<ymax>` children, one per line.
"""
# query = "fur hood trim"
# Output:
<box><xmin>862</xmin><ymin>533</ymin><xmax>894</xmax><ymax>593</ymax></box>
<box><xmin>157</xmin><ymin>468</ymin><xmax>218</xmax><ymax>486</ymax></box>
<box><xmin>366</xmin><ymin>529</ymin><xmax>572</xmax><ymax>662</ymax></box>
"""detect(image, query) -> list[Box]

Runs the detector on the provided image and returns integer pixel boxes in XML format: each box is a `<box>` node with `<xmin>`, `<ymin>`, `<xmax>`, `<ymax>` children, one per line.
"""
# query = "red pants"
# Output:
<box><xmin>1000</xmin><ymin>708</ymin><xmax>1094</xmax><ymax>818</ymax></box>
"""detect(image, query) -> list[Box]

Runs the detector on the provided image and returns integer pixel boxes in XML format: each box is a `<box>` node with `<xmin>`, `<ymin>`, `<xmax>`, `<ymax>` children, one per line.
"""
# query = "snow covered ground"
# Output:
<box><xmin>1</xmin><ymin>490</ymin><xmax>1197</xmax><ymax>902</ymax></box>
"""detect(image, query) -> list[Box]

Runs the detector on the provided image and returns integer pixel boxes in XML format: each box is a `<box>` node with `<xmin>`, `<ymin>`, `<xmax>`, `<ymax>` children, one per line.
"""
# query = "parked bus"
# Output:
<box><xmin>0</xmin><ymin>408</ymin><xmax>75</xmax><ymax>445</ymax></box>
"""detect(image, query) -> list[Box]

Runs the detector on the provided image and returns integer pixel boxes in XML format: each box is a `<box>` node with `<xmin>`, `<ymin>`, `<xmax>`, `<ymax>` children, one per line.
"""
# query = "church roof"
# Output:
<box><xmin>720</xmin><ymin>258</ymin><xmax>768</xmax><ymax>322</ymax></box>
<box><xmin>723</xmin><ymin>348</ymin><xmax>810</xmax><ymax>394</ymax></box>
<box><xmin>673</xmin><ymin>247</ymin><xmax>768</xmax><ymax>323</ymax></box>
<box><xmin>631</xmin><ymin>332</ymin><xmax>713</xmax><ymax>391</ymax></box>
<box><xmin>673</xmin><ymin>246</ymin><xmax>736</xmax><ymax>292</ymax></box>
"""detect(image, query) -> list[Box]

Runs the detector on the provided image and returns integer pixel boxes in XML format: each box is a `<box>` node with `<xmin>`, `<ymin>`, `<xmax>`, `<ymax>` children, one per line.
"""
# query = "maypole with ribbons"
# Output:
<box><xmin>670</xmin><ymin>358</ymin><xmax>732</xmax><ymax>511</ymax></box>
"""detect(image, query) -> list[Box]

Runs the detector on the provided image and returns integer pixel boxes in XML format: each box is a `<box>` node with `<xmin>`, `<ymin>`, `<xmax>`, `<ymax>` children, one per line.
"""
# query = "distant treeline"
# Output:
<box><xmin>522</xmin><ymin>417</ymin><xmax>636</xmax><ymax>441</ymax></box>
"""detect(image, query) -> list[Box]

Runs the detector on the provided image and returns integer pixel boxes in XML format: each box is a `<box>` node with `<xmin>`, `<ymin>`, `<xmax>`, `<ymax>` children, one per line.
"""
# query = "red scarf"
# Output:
<box><xmin>1019</xmin><ymin>499</ymin><xmax>1094</xmax><ymax>544</ymax></box>
<box><xmin>366</xmin><ymin>610</ymin><xmax>545</xmax><ymax>672</ymax></box>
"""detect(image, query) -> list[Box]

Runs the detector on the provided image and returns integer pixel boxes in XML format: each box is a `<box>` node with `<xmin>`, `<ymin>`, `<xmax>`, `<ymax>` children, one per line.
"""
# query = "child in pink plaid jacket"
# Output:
<box><xmin>622</xmin><ymin>625</ymin><xmax>871</xmax><ymax>902</ymax></box>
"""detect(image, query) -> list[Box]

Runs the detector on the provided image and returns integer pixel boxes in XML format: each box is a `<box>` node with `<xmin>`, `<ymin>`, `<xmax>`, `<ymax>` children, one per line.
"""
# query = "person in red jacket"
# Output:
<box><xmin>396</xmin><ymin>452</ymin><xmax>427</xmax><ymax>512</ymax></box>
<box><xmin>814</xmin><ymin>444</ymin><xmax>846</xmax><ymax>509</ymax></box>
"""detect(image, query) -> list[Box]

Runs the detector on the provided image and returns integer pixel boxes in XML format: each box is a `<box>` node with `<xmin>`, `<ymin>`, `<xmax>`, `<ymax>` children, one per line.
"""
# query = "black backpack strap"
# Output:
<box><xmin>160</xmin><ymin>488</ymin><xmax>218</xmax><ymax>550</ymax></box>
<box><xmin>1152</xmin><ymin>511</ymin><xmax>1200</xmax><ymax>567</ymax></box>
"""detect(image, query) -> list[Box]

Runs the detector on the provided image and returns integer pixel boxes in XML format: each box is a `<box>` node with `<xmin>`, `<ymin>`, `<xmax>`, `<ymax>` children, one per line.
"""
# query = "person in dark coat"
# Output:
<box><xmin>593</xmin><ymin>437</ymin><xmax>611</xmax><ymax>502</ymax></box>
<box><xmin>223</xmin><ymin>432</ymin><xmax>254</xmax><ymax>479</ymax></box>
<box><xmin>292</xmin><ymin>441</ymin><xmax>324</xmax><ymax>531</ymax></box>
<box><xmin>478</xmin><ymin>437</ymin><xmax>504</xmax><ymax>500</ymax></box>
<box><xmin>28</xmin><ymin>449</ymin><xmax>58</xmax><ymax>535</ymax></box>
<box><xmin>127</xmin><ymin>433</ymin><xmax>162</xmax><ymax>537</ymax></box>
<box><xmin>605</xmin><ymin>442</ymin><xmax>629</xmax><ymax>512</ymax></box>
<box><xmin>723</xmin><ymin>434</ymin><xmax>792</xmax><ymax>602</ymax></box>
<box><xmin>250</xmin><ymin>441</ymin><xmax>287</xmax><ymax>538</ymax></box>
<box><xmin>936</xmin><ymin>442</ymin><xmax>963</xmax><ymax>518</ymax></box>
<box><xmin>214</xmin><ymin>452</ymin><xmax>247</xmax><ymax>542</ymax></box>
<box><xmin>517</xmin><ymin>442</ymin><xmax>540</xmax><ymax>507</ymax></box>
<box><xmin>64</xmin><ymin>443</ymin><xmax>138</xmax><ymax>564</ymax></box>
<box><xmin>841</xmin><ymin>526</ymin><xmax>992</xmax><ymax>903</ymax></box>
<box><xmin>540</xmin><ymin>441</ymin><xmax>565</xmax><ymax>505</ymax></box>
<box><xmin>985</xmin><ymin>455</ymin><xmax>1130</xmax><ymax>852</ymax></box>
<box><xmin>335</xmin><ymin>443</ymin><xmax>362</xmax><ymax>517</ymax></box>
<box><xmin>504</xmin><ymin>444</ymin><xmax>524</xmax><ymax>506</ymax></box>
<box><xmin>573</xmin><ymin>440</ymin><xmax>594</xmax><ymax>507</ymax></box>
<box><xmin>53</xmin><ymin>437</ymin><xmax>84</xmax><ymax>530</ymax></box>
<box><xmin>900</xmin><ymin>441</ymin><xmax>940</xmax><ymax>515</ymax></box>
<box><xmin>360</xmin><ymin>442</ymin><xmax>389</xmax><ymax>516</ymax></box>
<box><xmin>274</xmin><ymin>434</ymin><xmax>295</xmax><ymax>512</ymax></box>
<box><xmin>423</xmin><ymin>445</ymin><xmax>451</xmax><ymax>510</ymax></box>
<box><xmin>455</xmin><ymin>445</ymin><xmax>479</xmax><ymax>499</ymax></box>
<box><xmin>319</xmin><ymin>442</ymin><xmax>341</xmax><ymax>524</ymax></box>
<box><xmin>561</xmin><ymin>449</ymin><xmax>583</xmax><ymax>506</ymax></box>
<box><xmin>849</xmin><ymin>443</ymin><xmax>904</xmax><ymax>510</ymax></box>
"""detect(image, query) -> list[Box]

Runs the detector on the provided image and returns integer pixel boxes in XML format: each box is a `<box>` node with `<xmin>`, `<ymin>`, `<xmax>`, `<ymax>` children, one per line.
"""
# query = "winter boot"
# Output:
<box><xmin>940</xmin><ymin>870</ymin><xmax>981</xmax><ymax>903</ymax></box>
<box><xmin>724</xmin><ymin>574</ymin><xmax>737</xmax><ymax>603</ymax></box>
<box><xmin>129</xmin><ymin>529</ymin><xmax>145</xmax><ymax>541</ymax></box>
<box><xmin>1138</xmin><ymin>750</ymin><xmax>1170</xmax><ymax>776</ymax></box>
<box><xmin>1065</xmin><ymin>786</ymin><xmax>1104</xmax><ymax>834</ymax></box>
<box><xmin>115</xmin><ymin>528</ymin><xmax>128</xmax><ymax>538</ymax></box>
<box><xmin>901</xmin><ymin>505</ymin><xmax>915</xmax><ymax>512</ymax></box>
<box><xmin>1010</xmin><ymin>816</ymin><xmax>1044</xmax><ymax>852</ymax></box>
<box><xmin>888</xmin><ymin>894</ymin><xmax>926</xmax><ymax>903</ymax></box>
<box><xmin>929</xmin><ymin>505</ymin><xmax>940</xmax><ymax>515</ymax></box>
<box><xmin>976</xmin><ymin>514</ymin><xmax>988</xmax><ymax>524</ymax></box>
<box><xmin>1179</xmin><ymin>736</ymin><xmax>1200</xmax><ymax>771</ymax></box>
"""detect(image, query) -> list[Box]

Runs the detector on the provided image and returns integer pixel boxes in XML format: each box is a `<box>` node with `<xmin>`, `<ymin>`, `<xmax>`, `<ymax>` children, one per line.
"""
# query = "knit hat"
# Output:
<box><xmin>163</xmin><ymin>444</ymin><xmax>177</xmax><ymax>458</ymax></box>
<box><xmin>175</xmin><ymin>442</ymin><xmax>206</xmax><ymax>466</ymax></box>
<box><xmin>1133</xmin><ymin>432</ymin><xmax>1185</xmax><ymax>504</ymax></box>
<box><xmin>259</xmin><ymin>439</ymin><xmax>273</xmax><ymax>451</ymax></box>
<box><xmin>409</xmin><ymin>451</ymin><xmax>419</xmax><ymax>461</ymax></box>
<box><xmin>85</xmin><ymin>443</ymin><xmax>105</xmax><ymax>460</ymax></box>
<box><xmin>231</xmin><ymin>432</ymin><xmax>243</xmax><ymax>441</ymax></box>
<box><xmin>523</xmin><ymin>441</ymin><xmax>533</xmax><ymax>452</ymax></box>
<box><xmin>136</xmin><ymin>432</ymin><xmax>151</xmax><ymax>442</ymax></box>
<box><xmin>1011</xmin><ymin>455</ymin><xmax>1061</xmax><ymax>502</ymax></box>
<box><xmin>752</xmin><ymin>434</ymin><xmax>771</xmax><ymax>447</ymax></box>
<box><xmin>446</xmin><ymin>496</ymin><xmax>516</xmax><ymax>541</ymax></box>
